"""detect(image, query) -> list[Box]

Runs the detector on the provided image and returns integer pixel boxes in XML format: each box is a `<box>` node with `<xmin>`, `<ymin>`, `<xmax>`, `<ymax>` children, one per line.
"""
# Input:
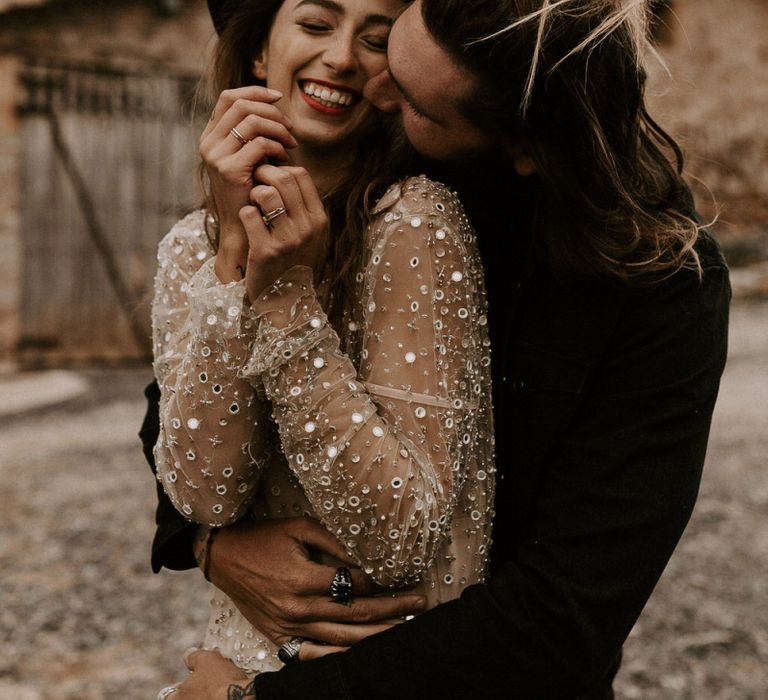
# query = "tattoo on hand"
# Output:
<box><xmin>228</xmin><ymin>680</ymin><xmax>257</xmax><ymax>699</ymax></box>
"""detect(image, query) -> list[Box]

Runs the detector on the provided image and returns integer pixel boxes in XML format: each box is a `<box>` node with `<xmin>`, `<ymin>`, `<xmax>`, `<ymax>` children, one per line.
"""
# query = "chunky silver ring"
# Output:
<box><xmin>277</xmin><ymin>636</ymin><xmax>304</xmax><ymax>665</ymax></box>
<box><xmin>261</xmin><ymin>206</ymin><xmax>287</xmax><ymax>228</ymax></box>
<box><xmin>156</xmin><ymin>687</ymin><xmax>179</xmax><ymax>699</ymax></box>
<box><xmin>229</xmin><ymin>126</ymin><xmax>250</xmax><ymax>146</ymax></box>
<box><xmin>330</xmin><ymin>566</ymin><xmax>354</xmax><ymax>603</ymax></box>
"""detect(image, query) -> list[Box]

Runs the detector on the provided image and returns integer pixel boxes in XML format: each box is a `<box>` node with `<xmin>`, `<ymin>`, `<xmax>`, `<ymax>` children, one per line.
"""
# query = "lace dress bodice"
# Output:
<box><xmin>151</xmin><ymin>176</ymin><xmax>496</xmax><ymax>672</ymax></box>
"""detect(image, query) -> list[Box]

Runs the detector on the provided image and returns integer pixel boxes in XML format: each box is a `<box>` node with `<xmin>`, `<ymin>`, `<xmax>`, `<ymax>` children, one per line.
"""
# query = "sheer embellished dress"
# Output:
<box><xmin>151</xmin><ymin>176</ymin><xmax>496</xmax><ymax>674</ymax></box>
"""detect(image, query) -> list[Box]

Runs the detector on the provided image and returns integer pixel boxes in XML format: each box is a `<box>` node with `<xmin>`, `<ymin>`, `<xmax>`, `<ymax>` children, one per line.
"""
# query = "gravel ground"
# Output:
<box><xmin>0</xmin><ymin>299</ymin><xmax>766</xmax><ymax>700</ymax></box>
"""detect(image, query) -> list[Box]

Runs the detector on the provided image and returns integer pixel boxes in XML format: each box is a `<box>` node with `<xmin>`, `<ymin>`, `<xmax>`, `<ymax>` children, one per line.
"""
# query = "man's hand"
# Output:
<box><xmin>173</xmin><ymin>649</ymin><xmax>253</xmax><ymax>699</ymax></box>
<box><xmin>208</xmin><ymin>517</ymin><xmax>427</xmax><ymax>647</ymax></box>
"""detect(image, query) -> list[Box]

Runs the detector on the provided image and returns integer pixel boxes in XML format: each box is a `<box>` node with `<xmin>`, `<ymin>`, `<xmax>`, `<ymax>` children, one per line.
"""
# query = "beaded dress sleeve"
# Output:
<box><xmin>151</xmin><ymin>211</ymin><xmax>271</xmax><ymax>527</ymax></box>
<box><xmin>240</xmin><ymin>177</ymin><xmax>495</xmax><ymax>587</ymax></box>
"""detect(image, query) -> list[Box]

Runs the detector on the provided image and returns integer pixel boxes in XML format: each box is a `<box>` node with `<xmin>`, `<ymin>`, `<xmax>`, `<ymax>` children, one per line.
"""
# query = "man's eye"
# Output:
<box><xmin>407</xmin><ymin>102</ymin><xmax>427</xmax><ymax>119</ymax></box>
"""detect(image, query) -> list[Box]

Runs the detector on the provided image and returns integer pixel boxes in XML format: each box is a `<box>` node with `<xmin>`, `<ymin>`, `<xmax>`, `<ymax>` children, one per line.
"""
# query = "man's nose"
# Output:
<box><xmin>363</xmin><ymin>69</ymin><xmax>400</xmax><ymax>113</ymax></box>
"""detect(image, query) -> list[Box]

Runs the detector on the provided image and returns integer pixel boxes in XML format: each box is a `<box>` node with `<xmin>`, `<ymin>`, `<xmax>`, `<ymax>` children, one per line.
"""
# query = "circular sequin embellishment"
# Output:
<box><xmin>410</xmin><ymin>257</ymin><xmax>419</xmax><ymax>268</ymax></box>
<box><xmin>391</xmin><ymin>477</ymin><xmax>403</xmax><ymax>489</ymax></box>
<box><xmin>351</xmin><ymin>412</ymin><xmax>364</xmax><ymax>424</ymax></box>
<box><xmin>414</xmin><ymin>407</ymin><xmax>426</xmax><ymax>419</ymax></box>
<box><xmin>186</xmin><ymin>418</ymin><xmax>200</xmax><ymax>430</ymax></box>
<box><xmin>313</xmin><ymin>357</ymin><xmax>325</xmax><ymax>369</ymax></box>
<box><xmin>206</xmin><ymin>314</ymin><xmax>217</xmax><ymax>326</ymax></box>
<box><xmin>310</xmin><ymin>317</ymin><xmax>322</xmax><ymax>329</ymax></box>
<box><xmin>222</xmin><ymin>467</ymin><xmax>233</xmax><ymax>478</ymax></box>
<box><xmin>451</xmin><ymin>271</ymin><xmax>464</xmax><ymax>283</ymax></box>
<box><xmin>327</xmin><ymin>446</ymin><xmax>338</xmax><ymax>458</ymax></box>
<box><xmin>435</xmin><ymin>229</ymin><xmax>446</xmax><ymax>240</ymax></box>
<box><xmin>290</xmin><ymin>386</ymin><xmax>302</xmax><ymax>396</ymax></box>
<box><xmin>227</xmin><ymin>306</ymin><xmax>240</xmax><ymax>319</ymax></box>
<box><xmin>410</xmin><ymin>217</ymin><xmax>422</xmax><ymax>228</ymax></box>
<box><xmin>304</xmin><ymin>421</ymin><xmax>316</xmax><ymax>433</ymax></box>
<box><xmin>372</xmin><ymin>425</ymin><xmax>385</xmax><ymax>438</ymax></box>
<box><xmin>405</xmin><ymin>352</ymin><xmax>416</xmax><ymax>364</ymax></box>
<box><xmin>201</xmin><ymin>346</ymin><xmax>211</xmax><ymax>357</ymax></box>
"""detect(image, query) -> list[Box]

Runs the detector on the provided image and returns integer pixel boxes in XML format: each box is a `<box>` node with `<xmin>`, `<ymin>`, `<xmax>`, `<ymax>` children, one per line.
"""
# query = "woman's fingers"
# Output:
<box><xmin>278</xmin><ymin>166</ymin><xmax>326</xmax><ymax>219</ymax></box>
<box><xmin>202</xmin><ymin>86</ymin><xmax>287</xmax><ymax>139</ymax></box>
<box><xmin>253</xmin><ymin>164</ymin><xmax>306</xmax><ymax>216</ymax></box>
<box><xmin>299</xmin><ymin>620</ymin><xmax>397</xmax><ymax>647</ymax></box>
<box><xmin>299</xmin><ymin>642</ymin><xmax>349</xmax><ymax>661</ymax></box>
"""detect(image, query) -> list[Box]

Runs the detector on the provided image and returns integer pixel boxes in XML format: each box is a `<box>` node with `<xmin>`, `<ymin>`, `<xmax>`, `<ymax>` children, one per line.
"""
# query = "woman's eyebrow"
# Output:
<box><xmin>296</xmin><ymin>0</ymin><xmax>394</xmax><ymax>26</ymax></box>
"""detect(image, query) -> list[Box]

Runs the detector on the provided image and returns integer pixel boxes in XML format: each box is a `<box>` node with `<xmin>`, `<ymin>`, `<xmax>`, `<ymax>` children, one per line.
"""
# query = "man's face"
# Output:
<box><xmin>364</xmin><ymin>0</ymin><xmax>493</xmax><ymax>160</ymax></box>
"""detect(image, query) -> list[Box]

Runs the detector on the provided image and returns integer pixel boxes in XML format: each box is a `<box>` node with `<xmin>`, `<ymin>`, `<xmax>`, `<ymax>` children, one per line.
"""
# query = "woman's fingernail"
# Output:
<box><xmin>267</xmin><ymin>89</ymin><xmax>283</xmax><ymax>98</ymax></box>
<box><xmin>415</xmin><ymin>597</ymin><xmax>427</xmax><ymax>609</ymax></box>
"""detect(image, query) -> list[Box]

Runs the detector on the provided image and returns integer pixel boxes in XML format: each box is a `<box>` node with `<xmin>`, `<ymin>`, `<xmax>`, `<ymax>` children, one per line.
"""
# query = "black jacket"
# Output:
<box><xmin>140</xmin><ymin>179</ymin><xmax>730</xmax><ymax>698</ymax></box>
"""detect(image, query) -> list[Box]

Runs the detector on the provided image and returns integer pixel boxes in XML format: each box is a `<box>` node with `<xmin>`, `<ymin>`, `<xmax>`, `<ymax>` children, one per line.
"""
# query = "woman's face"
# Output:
<box><xmin>254</xmin><ymin>0</ymin><xmax>403</xmax><ymax>150</ymax></box>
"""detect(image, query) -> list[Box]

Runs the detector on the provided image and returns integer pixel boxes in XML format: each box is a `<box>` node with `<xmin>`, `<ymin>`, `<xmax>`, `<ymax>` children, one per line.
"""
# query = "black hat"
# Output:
<box><xmin>207</xmin><ymin>0</ymin><xmax>230</xmax><ymax>35</ymax></box>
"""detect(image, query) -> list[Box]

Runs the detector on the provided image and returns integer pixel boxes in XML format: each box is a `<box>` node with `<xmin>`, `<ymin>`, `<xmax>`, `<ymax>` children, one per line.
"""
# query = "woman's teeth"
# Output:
<box><xmin>302</xmin><ymin>81</ymin><xmax>354</xmax><ymax>107</ymax></box>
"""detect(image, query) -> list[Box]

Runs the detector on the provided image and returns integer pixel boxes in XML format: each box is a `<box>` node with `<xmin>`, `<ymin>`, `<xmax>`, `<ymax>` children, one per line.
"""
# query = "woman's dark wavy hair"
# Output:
<box><xmin>199</xmin><ymin>0</ymin><xmax>414</xmax><ymax>329</ymax></box>
<box><xmin>422</xmin><ymin>0</ymin><xmax>701</xmax><ymax>284</ymax></box>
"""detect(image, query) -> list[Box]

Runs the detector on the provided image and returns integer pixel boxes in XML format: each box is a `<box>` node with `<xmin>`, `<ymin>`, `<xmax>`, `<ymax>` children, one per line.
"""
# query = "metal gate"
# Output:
<box><xmin>18</xmin><ymin>60</ymin><xmax>203</xmax><ymax>364</ymax></box>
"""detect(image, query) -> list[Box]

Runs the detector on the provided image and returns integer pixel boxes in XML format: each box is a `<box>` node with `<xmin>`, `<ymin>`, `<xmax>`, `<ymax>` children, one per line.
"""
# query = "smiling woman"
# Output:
<box><xmin>148</xmin><ymin>0</ymin><xmax>496</xmax><ymax>691</ymax></box>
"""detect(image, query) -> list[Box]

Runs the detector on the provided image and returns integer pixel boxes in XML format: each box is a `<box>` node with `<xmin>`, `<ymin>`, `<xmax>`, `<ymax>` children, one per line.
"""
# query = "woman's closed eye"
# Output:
<box><xmin>298</xmin><ymin>19</ymin><xmax>332</xmax><ymax>33</ymax></box>
<box><xmin>361</xmin><ymin>31</ymin><xmax>388</xmax><ymax>52</ymax></box>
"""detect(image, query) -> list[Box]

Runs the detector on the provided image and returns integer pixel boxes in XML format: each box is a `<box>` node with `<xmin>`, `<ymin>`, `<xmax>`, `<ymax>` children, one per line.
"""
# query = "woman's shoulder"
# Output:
<box><xmin>156</xmin><ymin>209</ymin><xmax>216</xmax><ymax>274</ymax></box>
<box><xmin>156</xmin><ymin>210</ymin><xmax>212</xmax><ymax>259</ymax></box>
<box><xmin>372</xmin><ymin>175</ymin><xmax>470</xmax><ymax>227</ymax></box>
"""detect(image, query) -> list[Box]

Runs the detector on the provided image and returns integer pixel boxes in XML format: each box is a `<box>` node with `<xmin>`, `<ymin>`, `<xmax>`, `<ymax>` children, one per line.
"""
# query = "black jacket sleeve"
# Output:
<box><xmin>139</xmin><ymin>380</ymin><xmax>197</xmax><ymax>572</ymax></box>
<box><xmin>253</xmin><ymin>252</ymin><xmax>730</xmax><ymax>698</ymax></box>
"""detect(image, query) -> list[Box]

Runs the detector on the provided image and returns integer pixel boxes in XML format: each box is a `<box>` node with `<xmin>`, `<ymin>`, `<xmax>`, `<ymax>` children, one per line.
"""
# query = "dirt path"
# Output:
<box><xmin>1</xmin><ymin>300</ymin><xmax>766</xmax><ymax>699</ymax></box>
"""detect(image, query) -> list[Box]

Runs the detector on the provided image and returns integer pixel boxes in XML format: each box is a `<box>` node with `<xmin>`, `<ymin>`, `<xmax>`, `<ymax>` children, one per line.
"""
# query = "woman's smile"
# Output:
<box><xmin>299</xmin><ymin>79</ymin><xmax>361</xmax><ymax>114</ymax></box>
<box><xmin>254</xmin><ymin>0</ymin><xmax>402</xmax><ymax>152</ymax></box>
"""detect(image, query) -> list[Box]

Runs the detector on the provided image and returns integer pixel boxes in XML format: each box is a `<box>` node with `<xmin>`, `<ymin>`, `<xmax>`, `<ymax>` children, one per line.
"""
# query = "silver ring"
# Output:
<box><xmin>261</xmin><ymin>206</ymin><xmax>287</xmax><ymax>228</ymax></box>
<box><xmin>156</xmin><ymin>687</ymin><xmax>178</xmax><ymax>700</ymax></box>
<box><xmin>229</xmin><ymin>126</ymin><xmax>250</xmax><ymax>146</ymax></box>
<box><xmin>330</xmin><ymin>566</ymin><xmax>353</xmax><ymax>603</ymax></box>
<box><xmin>277</xmin><ymin>636</ymin><xmax>304</xmax><ymax>665</ymax></box>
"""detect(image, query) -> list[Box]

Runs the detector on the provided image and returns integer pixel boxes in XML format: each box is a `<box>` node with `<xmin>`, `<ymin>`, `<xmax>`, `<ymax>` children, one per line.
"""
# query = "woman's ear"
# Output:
<box><xmin>252</xmin><ymin>47</ymin><xmax>268</xmax><ymax>81</ymax></box>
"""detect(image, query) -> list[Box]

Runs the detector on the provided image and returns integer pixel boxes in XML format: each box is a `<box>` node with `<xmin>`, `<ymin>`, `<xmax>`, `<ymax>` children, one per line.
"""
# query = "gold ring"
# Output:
<box><xmin>261</xmin><ymin>206</ymin><xmax>287</xmax><ymax>228</ymax></box>
<box><xmin>229</xmin><ymin>126</ymin><xmax>250</xmax><ymax>146</ymax></box>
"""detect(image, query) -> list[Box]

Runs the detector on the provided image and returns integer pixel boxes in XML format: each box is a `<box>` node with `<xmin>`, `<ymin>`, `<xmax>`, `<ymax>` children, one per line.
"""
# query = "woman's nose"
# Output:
<box><xmin>322</xmin><ymin>38</ymin><xmax>357</xmax><ymax>74</ymax></box>
<box><xmin>363</xmin><ymin>69</ymin><xmax>400</xmax><ymax>113</ymax></box>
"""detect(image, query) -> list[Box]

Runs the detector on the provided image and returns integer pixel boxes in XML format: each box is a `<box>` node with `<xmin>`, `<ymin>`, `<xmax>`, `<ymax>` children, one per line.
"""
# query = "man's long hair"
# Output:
<box><xmin>422</xmin><ymin>0</ymin><xmax>701</xmax><ymax>284</ymax></box>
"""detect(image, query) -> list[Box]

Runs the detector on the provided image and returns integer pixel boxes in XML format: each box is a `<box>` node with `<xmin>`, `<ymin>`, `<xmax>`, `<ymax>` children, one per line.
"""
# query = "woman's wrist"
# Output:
<box><xmin>215</xmin><ymin>237</ymin><xmax>248</xmax><ymax>283</ymax></box>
